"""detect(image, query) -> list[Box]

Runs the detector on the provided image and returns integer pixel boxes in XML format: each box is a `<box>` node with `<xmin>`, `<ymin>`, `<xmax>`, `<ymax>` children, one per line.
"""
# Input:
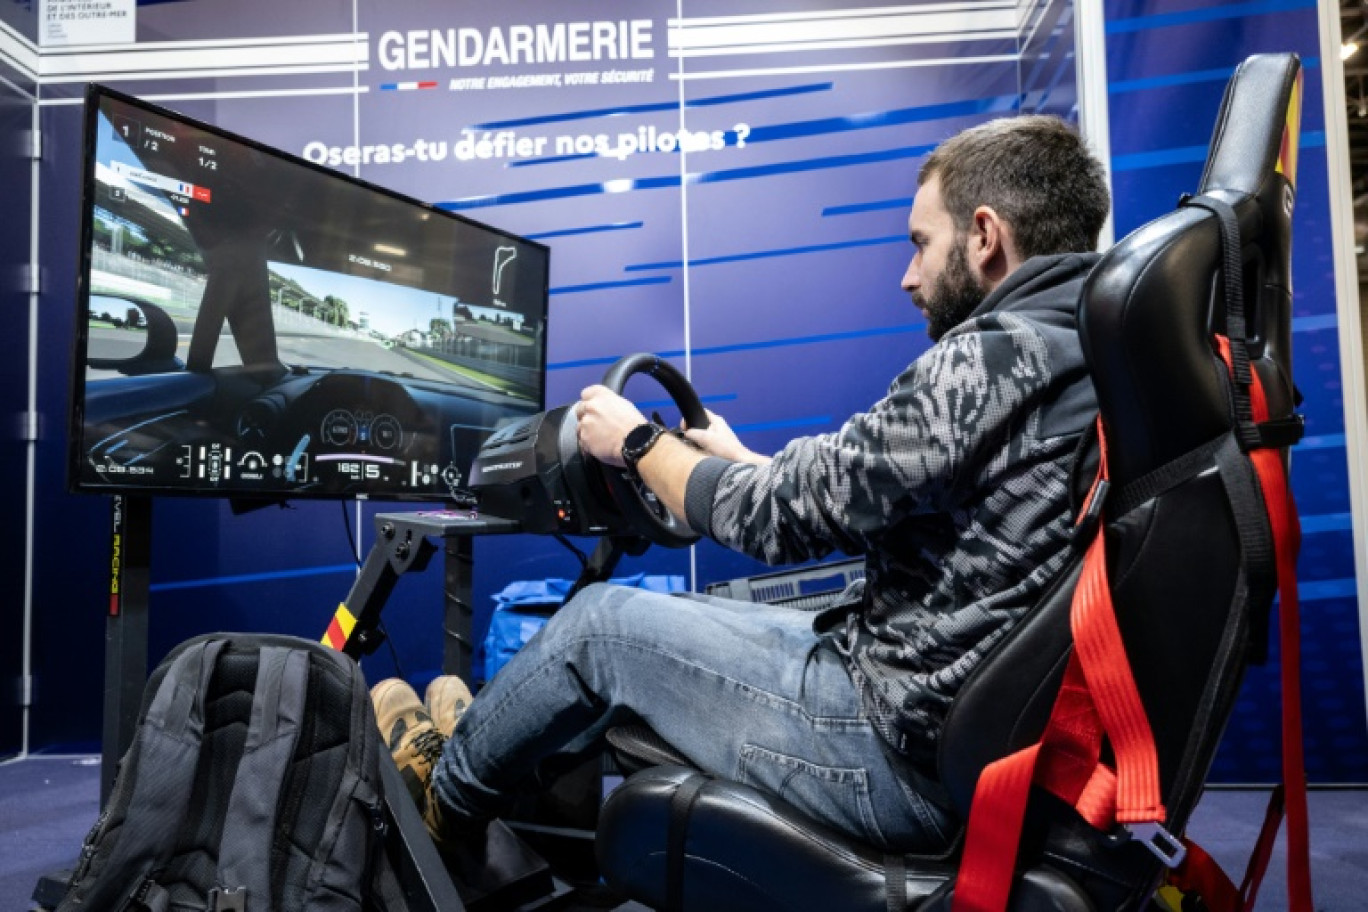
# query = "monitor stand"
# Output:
<box><xmin>101</xmin><ymin>494</ymin><xmax>152</xmax><ymax>801</ymax></box>
<box><xmin>32</xmin><ymin>495</ymin><xmax>152</xmax><ymax>909</ymax></box>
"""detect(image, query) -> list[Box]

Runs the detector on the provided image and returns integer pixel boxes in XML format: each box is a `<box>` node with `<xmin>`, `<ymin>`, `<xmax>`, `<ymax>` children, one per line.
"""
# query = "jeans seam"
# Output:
<box><xmin>454</xmin><ymin>629</ymin><xmax>918</xmax><ymax>846</ymax></box>
<box><xmin>897</xmin><ymin>775</ymin><xmax>953</xmax><ymax>844</ymax></box>
<box><xmin>739</xmin><ymin>742</ymin><xmax>888</xmax><ymax>847</ymax></box>
<box><xmin>477</xmin><ymin>632</ymin><xmax>863</xmax><ymax>738</ymax></box>
<box><xmin>451</xmin><ymin>633</ymin><xmax>808</xmax><ymax>804</ymax></box>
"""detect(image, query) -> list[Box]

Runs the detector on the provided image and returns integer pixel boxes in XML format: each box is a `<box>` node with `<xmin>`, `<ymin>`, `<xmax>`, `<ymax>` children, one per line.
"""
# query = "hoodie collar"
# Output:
<box><xmin>966</xmin><ymin>252</ymin><xmax>1102</xmax><ymax>321</ymax></box>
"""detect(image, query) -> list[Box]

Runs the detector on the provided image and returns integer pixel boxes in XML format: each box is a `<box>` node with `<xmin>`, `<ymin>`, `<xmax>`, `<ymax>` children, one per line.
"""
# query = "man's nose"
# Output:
<box><xmin>901</xmin><ymin>261</ymin><xmax>919</xmax><ymax>291</ymax></box>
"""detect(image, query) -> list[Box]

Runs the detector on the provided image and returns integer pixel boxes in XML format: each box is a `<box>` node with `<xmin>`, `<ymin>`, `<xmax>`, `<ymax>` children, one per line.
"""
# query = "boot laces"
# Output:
<box><xmin>410</xmin><ymin>727</ymin><xmax>447</xmax><ymax>767</ymax></box>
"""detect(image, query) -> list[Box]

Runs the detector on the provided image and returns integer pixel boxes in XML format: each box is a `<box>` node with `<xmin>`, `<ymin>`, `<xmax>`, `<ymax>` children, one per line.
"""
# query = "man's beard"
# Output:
<box><xmin>915</xmin><ymin>241</ymin><xmax>986</xmax><ymax>341</ymax></box>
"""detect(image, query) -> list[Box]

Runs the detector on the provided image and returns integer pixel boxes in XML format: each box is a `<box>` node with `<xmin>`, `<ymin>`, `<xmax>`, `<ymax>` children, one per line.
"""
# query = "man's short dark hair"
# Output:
<box><xmin>919</xmin><ymin>116</ymin><xmax>1110</xmax><ymax>258</ymax></box>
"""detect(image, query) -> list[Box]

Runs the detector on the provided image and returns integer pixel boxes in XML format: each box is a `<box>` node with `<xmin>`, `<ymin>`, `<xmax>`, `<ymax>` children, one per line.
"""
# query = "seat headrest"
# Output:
<box><xmin>1200</xmin><ymin>54</ymin><xmax>1304</xmax><ymax>199</ymax></box>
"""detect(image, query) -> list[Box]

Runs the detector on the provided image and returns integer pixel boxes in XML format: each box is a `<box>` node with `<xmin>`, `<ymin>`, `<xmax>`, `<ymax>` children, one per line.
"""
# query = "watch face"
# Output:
<box><xmin>624</xmin><ymin>423</ymin><xmax>660</xmax><ymax>452</ymax></box>
<box><xmin>622</xmin><ymin>422</ymin><xmax>665</xmax><ymax>467</ymax></box>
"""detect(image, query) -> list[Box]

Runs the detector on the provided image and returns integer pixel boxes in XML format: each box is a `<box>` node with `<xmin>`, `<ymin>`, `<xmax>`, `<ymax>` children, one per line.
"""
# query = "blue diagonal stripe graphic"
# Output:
<box><xmin>1105</xmin><ymin>0</ymin><xmax>1317</xmax><ymax>34</ymax></box>
<box><xmin>440</xmin><ymin>142</ymin><xmax>940</xmax><ymax>210</ymax></box>
<box><xmin>625</xmin><ymin>235</ymin><xmax>905</xmax><ymax>271</ymax></box>
<box><xmin>548</xmin><ymin>323</ymin><xmax>924</xmax><ymax>370</ymax></box>
<box><xmin>471</xmin><ymin>83</ymin><xmax>835</xmax><ymax>129</ymax></box>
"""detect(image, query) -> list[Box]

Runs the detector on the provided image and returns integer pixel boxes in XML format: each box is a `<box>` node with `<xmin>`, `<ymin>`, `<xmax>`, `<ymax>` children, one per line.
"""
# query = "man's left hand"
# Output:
<box><xmin>576</xmin><ymin>385</ymin><xmax>647</xmax><ymax>467</ymax></box>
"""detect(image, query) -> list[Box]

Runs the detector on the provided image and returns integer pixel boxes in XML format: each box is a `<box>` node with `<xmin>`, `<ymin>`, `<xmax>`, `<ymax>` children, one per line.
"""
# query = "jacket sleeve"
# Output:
<box><xmin>684</xmin><ymin>315</ymin><xmax>1053</xmax><ymax>565</ymax></box>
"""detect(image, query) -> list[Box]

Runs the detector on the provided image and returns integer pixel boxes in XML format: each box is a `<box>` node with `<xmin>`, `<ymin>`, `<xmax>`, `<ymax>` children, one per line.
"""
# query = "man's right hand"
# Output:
<box><xmin>575</xmin><ymin>385</ymin><xmax>647</xmax><ymax>467</ymax></box>
<box><xmin>683</xmin><ymin>410</ymin><xmax>770</xmax><ymax>466</ymax></box>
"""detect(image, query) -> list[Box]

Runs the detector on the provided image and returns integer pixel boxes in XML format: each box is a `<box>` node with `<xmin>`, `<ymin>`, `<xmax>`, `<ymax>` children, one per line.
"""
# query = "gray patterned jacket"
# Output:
<box><xmin>684</xmin><ymin>253</ymin><xmax>1100</xmax><ymax>775</ymax></box>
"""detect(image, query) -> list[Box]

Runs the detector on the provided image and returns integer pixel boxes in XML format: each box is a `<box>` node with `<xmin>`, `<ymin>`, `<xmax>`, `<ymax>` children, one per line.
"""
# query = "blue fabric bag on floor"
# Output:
<box><xmin>479</xmin><ymin>573</ymin><xmax>684</xmax><ymax>682</ymax></box>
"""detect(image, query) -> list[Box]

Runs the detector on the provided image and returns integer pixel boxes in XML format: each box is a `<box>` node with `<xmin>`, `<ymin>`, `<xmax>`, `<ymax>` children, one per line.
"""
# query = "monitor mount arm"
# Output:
<box><xmin>329</xmin><ymin>510</ymin><xmax>520</xmax><ymax>663</ymax></box>
<box><xmin>328</xmin><ymin>513</ymin><xmax>645</xmax><ymax>663</ymax></box>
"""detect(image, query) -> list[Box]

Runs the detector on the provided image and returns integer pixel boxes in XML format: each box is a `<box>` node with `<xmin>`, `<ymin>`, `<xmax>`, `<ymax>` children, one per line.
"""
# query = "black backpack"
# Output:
<box><xmin>57</xmin><ymin>633</ymin><xmax>412</xmax><ymax>912</ymax></box>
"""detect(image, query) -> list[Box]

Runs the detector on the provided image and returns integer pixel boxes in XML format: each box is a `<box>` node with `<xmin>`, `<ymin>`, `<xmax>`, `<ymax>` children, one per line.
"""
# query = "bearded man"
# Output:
<box><xmin>373</xmin><ymin>115</ymin><xmax>1112</xmax><ymax>865</ymax></box>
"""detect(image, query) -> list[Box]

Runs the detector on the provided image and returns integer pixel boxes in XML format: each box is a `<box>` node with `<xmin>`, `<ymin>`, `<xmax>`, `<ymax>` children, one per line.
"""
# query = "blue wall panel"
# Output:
<box><xmin>0</xmin><ymin>70</ymin><xmax>33</xmax><ymax>757</ymax></box>
<box><xmin>21</xmin><ymin>0</ymin><xmax>1367</xmax><ymax>784</ymax></box>
<box><xmin>26</xmin><ymin>0</ymin><xmax>1076</xmax><ymax>743</ymax></box>
<box><xmin>0</xmin><ymin>0</ymin><xmax>35</xmax><ymax>41</ymax></box>
<box><xmin>29</xmin><ymin>98</ymin><xmax>106</xmax><ymax>751</ymax></box>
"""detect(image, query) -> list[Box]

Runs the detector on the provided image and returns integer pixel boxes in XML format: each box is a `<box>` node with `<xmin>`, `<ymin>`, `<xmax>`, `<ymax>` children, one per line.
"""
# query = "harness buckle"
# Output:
<box><xmin>1257</xmin><ymin>414</ymin><xmax>1305</xmax><ymax>449</ymax></box>
<box><xmin>1126</xmin><ymin>821</ymin><xmax>1187</xmax><ymax>868</ymax></box>
<box><xmin>1074</xmin><ymin>477</ymin><xmax>1110</xmax><ymax>541</ymax></box>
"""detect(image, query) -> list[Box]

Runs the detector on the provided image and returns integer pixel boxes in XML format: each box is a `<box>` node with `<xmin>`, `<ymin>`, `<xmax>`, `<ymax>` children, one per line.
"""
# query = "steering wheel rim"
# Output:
<box><xmin>598</xmin><ymin>354</ymin><xmax>709</xmax><ymax>548</ymax></box>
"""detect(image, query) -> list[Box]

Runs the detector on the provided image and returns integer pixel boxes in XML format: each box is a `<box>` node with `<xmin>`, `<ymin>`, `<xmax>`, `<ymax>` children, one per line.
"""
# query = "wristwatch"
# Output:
<box><xmin>621</xmin><ymin>422</ymin><xmax>668</xmax><ymax>471</ymax></box>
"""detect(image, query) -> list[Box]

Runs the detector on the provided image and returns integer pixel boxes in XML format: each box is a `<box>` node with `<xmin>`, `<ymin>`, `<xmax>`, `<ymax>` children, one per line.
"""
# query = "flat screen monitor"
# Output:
<box><xmin>68</xmin><ymin>85</ymin><xmax>550</xmax><ymax>502</ymax></box>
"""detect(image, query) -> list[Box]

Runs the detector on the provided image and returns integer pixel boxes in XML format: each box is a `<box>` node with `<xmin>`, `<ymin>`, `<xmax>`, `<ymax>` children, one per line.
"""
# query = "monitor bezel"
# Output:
<box><xmin>67</xmin><ymin>82</ymin><xmax>551</xmax><ymax>503</ymax></box>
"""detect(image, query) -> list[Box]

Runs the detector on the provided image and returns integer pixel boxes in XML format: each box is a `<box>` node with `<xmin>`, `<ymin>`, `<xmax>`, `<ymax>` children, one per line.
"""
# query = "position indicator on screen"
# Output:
<box><xmin>110</xmin><ymin>160</ymin><xmax>212</xmax><ymax>204</ymax></box>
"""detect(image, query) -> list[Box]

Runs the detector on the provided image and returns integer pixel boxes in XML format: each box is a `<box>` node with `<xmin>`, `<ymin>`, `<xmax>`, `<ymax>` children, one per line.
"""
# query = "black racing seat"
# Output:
<box><xmin>594</xmin><ymin>53</ymin><xmax>1304</xmax><ymax>912</ymax></box>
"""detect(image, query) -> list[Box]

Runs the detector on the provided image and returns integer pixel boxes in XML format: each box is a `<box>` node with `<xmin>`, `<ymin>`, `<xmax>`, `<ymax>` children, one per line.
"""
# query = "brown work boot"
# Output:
<box><xmin>424</xmin><ymin>675</ymin><xmax>474</xmax><ymax>737</ymax></box>
<box><xmin>371</xmin><ymin>678</ymin><xmax>447</xmax><ymax>810</ymax></box>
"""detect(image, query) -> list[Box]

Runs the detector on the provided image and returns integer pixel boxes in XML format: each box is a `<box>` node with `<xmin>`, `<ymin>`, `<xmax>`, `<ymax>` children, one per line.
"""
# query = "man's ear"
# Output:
<box><xmin>969</xmin><ymin>205</ymin><xmax>1019</xmax><ymax>284</ymax></box>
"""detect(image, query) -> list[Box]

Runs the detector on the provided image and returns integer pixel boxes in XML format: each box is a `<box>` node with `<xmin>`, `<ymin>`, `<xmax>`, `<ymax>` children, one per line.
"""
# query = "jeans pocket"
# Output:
<box><xmin>738</xmin><ymin>743</ymin><xmax>887</xmax><ymax>848</ymax></box>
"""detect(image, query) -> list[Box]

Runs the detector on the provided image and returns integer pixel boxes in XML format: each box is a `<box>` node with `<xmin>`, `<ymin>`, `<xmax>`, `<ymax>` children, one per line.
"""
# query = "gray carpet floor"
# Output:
<box><xmin>2</xmin><ymin>755</ymin><xmax>1364</xmax><ymax>910</ymax></box>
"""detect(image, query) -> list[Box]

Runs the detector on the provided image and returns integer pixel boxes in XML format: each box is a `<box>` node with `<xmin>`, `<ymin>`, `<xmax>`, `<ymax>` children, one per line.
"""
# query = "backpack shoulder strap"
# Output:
<box><xmin>213</xmin><ymin>644</ymin><xmax>311</xmax><ymax>905</ymax></box>
<box><xmin>370</xmin><ymin>841</ymin><xmax>412</xmax><ymax>912</ymax></box>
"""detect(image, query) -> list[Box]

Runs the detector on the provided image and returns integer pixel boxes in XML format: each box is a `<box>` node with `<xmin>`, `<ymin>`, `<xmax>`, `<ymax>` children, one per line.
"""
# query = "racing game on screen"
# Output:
<box><xmin>71</xmin><ymin>87</ymin><xmax>550</xmax><ymax>501</ymax></box>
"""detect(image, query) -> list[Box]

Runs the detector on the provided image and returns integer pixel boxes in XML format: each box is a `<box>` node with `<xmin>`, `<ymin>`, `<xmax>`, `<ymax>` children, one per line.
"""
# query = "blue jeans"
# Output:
<box><xmin>431</xmin><ymin>583</ymin><xmax>955</xmax><ymax>852</ymax></box>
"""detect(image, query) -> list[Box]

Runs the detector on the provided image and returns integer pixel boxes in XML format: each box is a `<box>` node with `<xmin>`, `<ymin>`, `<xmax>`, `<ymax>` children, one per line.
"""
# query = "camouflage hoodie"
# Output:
<box><xmin>684</xmin><ymin>252</ymin><xmax>1100</xmax><ymax>774</ymax></box>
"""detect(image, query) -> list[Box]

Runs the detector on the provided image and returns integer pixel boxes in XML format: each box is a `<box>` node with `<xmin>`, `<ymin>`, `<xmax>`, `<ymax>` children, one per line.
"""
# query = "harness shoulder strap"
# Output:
<box><xmin>1183</xmin><ymin>195</ymin><xmax>1256</xmax><ymax>439</ymax></box>
<box><xmin>1212</xmin><ymin>335</ymin><xmax>1312</xmax><ymax>912</ymax></box>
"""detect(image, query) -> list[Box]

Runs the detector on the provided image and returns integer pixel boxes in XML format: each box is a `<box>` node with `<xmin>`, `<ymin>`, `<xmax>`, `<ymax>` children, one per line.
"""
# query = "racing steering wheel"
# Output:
<box><xmin>597</xmin><ymin>354</ymin><xmax>710</xmax><ymax>549</ymax></box>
